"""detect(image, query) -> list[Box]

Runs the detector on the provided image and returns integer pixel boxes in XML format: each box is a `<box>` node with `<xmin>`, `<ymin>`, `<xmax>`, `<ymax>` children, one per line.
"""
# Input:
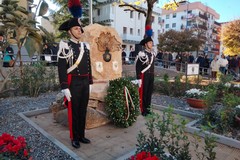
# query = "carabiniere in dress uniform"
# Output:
<box><xmin>58</xmin><ymin>17</ymin><xmax>93</xmax><ymax>149</ymax></box>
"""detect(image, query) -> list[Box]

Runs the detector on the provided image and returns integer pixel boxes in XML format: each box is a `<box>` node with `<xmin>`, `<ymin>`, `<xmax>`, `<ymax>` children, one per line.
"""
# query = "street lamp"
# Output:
<box><xmin>89</xmin><ymin>0</ymin><xmax>93</xmax><ymax>24</ymax></box>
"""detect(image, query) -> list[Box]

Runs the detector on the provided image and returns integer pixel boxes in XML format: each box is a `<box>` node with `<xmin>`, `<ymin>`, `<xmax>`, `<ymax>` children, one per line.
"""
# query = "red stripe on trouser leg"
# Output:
<box><xmin>65</xmin><ymin>74</ymin><xmax>73</xmax><ymax>140</ymax></box>
<box><xmin>67</xmin><ymin>101</ymin><xmax>73</xmax><ymax>140</ymax></box>
<box><xmin>138</xmin><ymin>73</ymin><xmax>144</xmax><ymax>113</ymax></box>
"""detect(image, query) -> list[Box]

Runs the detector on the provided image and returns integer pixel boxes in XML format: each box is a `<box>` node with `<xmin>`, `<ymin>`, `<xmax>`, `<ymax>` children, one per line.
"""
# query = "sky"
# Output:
<box><xmin>188</xmin><ymin>0</ymin><xmax>240</xmax><ymax>23</ymax></box>
<box><xmin>33</xmin><ymin>0</ymin><xmax>240</xmax><ymax>23</ymax></box>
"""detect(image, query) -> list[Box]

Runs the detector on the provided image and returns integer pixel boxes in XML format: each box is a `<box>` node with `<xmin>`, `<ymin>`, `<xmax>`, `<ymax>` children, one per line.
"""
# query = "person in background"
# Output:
<box><xmin>203</xmin><ymin>54</ymin><xmax>210</xmax><ymax>75</ymax></box>
<box><xmin>210</xmin><ymin>55</ymin><xmax>219</xmax><ymax>80</ymax></box>
<box><xmin>135</xmin><ymin>37</ymin><xmax>156</xmax><ymax>116</ymax></box>
<box><xmin>189</xmin><ymin>52</ymin><xmax>194</xmax><ymax>63</ymax></box>
<box><xmin>122</xmin><ymin>48</ymin><xmax>127</xmax><ymax>64</ymax></box>
<box><xmin>175</xmin><ymin>52</ymin><xmax>182</xmax><ymax>71</ymax></box>
<box><xmin>57</xmin><ymin>17</ymin><xmax>93</xmax><ymax>149</ymax></box>
<box><xmin>3</xmin><ymin>46</ymin><xmax>15</xmax><ymax>67</ymax></box>
<box><xmin>196</xmin><ymin>53</ymin><xmax>205</xmax><ymax>75</ymax></box>
<box><xmin>129</xmin><ymin>47</ymin><xmax>137</xmax><ymax>64</ymax></box>
<box><xmin>218</xmin><ymin>54</ymin><xmax>228</xmax><ymax>75</ymax></box>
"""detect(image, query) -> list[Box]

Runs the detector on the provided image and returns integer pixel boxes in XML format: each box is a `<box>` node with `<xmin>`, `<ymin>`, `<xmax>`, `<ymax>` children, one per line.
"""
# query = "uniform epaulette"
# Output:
<box><xmin>83</xmin><ymin>42</ymin><xmax>90</xmax><ymax>50</ymax></box>
<box><xmin>57</xmin><ymin>40</ymin><xmax>73</xmax><ymax>60</ymax></box>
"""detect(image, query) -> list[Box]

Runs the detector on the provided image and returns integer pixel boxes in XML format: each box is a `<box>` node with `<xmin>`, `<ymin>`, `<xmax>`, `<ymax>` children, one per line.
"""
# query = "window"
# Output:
<box><xmin>166</xmin><ymin>14</ymin><xmax>170</xmax><ymax>19</ymax></box>
<box><xmin>130</xmin><ymin>11</ymin><xmax>133</xmax><ymax>18</ymax></box>
<box><xmin>130</xmin><ymin>28</ymin><xmax>133</xmax><ymax>35</ymax></box>
<box><xmin>158</xmin><ymin>17</ymin><xmax>161</xmax><ymax>23</ymax></box>
<box><xmin>187</xmin><ymin>21</ymin><xmax>192</xmax><ymax>26</ymax></box>
<box><xmin>138</xmin><ymin>13</ymin><xmax>141</xmax><ymax>20</ymax></box>
<box><xmin>158</xmin><ymin>30</ymin><xmax>161</xmax><ymax>35</ymax></box>
<box><xmin>172</xmin><ymin>23</ymin><xmax>176</xmax><ymax>28</ymax></box>
<box><xmin>137</xmin><ymin>29</ymin><xmax>140</xmax><ymax>36</ymax></box>
<box><xmin>165</xmin><ymin>24</ymin><xmax>169</xmax><ymax>28</ymax></box>
<box><xmin>97</xmin><ymin>9</ymin><xmax>100</xmax><ymax>16</ymax></box>
<box><xmin>173</xmin><ymin>13</ymin><xmax>177</xmax><ymax>18</ymax></box>
<box><xmin>187</xmin><ymin>10</ymin><xmax>192</xmax><ymax>14</ymax></box>
<box><xmin>123</xmin><ymin>27</ymin><xmax>127</xmax><ymax>34</ymax></box>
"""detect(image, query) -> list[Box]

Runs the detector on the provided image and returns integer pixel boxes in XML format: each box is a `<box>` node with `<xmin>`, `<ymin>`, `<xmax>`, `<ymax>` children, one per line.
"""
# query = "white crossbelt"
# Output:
<box><xmin>67</xmin><ymin>42</ymin><xmax>84</xmax><ymax>74</ymax></box>
<box><xmin>141</xmin><ymin>54</ymin><xmax>154</xmax><ymax>73</ymax></box>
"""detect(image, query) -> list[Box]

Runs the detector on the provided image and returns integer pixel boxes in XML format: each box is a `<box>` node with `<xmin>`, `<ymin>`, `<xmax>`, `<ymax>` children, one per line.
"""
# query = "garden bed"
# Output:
<box><xmin>152</xmin><ymin>94</ymin><xmax>204</xmax><ymax>118</ymax></box>
<box><xmin>186</xmin><ymin>119</ymin><xmax>240</xmax><ymax>149</ymax></box>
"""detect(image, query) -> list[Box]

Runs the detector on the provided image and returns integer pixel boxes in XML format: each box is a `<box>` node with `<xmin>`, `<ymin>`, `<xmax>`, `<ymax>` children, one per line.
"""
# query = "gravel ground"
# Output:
<box><xmin>152</xmin><ymin>93</ymin><xmax>204</xmax><ymax>115</ymax></box>
<box><xmin>0</xmin><ymin>91</ymin><xmax>74</xmax><ymax>160</ymax></box>
<box><xmin>0</xmin><ymin>90</ymin><xmax>203</xmax><ymax>159</ymax></box>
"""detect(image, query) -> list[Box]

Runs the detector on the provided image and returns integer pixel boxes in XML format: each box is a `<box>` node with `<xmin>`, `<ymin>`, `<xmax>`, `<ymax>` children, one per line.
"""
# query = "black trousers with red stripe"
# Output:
<box><xmin>69</xmin><ymin>76</ymin><xmax>89</xmax><ymax>141</ymax></box>
<box><xmin>142</xmin><ymin>73</ymin><xmax>154</xmax><ymax>115</ymax></box>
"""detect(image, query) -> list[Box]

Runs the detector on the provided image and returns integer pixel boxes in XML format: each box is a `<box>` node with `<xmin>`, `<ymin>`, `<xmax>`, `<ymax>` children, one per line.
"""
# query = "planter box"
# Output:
<box><xmin>185</xmin><ymin>119</ymin><xmax>240</xmax><ymax>149</ymax></box>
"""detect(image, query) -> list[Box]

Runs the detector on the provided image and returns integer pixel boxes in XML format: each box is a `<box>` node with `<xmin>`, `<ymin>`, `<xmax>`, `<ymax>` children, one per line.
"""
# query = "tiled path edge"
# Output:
<box><xmin>18</xmin><ymin>108</ymin><xmax>83</xmax><ymax>160</ymax></box>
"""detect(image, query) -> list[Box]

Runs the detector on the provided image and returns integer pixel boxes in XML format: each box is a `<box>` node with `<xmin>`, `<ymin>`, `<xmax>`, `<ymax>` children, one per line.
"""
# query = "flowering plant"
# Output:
<box><xmin>185</xmin><ymin>88</ymin><xmax>208</xmax><ymax>99</ymax></box>
<box><xmin>0</xmin><ymin>133</ymin><xmax>32</xmax><ymax>160</ymax></box>
<box><xmin>129</xmin><ymin>151</ymin><xmax>160</xmax><ymax>160</ymax></box>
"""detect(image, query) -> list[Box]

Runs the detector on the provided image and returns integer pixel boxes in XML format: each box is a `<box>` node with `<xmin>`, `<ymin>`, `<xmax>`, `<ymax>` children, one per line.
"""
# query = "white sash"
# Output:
<box><xmin>67</xmin><ymin>42</ymin><xmax>84</xmax><ymax>74</ymax></box>
<box><xmin>141</xmin><ymin>53</ymin><xmax>154</xmax><ymax>73</ymax></box>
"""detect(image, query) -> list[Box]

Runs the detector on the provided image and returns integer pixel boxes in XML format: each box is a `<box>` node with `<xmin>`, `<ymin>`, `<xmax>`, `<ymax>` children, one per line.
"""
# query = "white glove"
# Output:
<box><xmin>138</xmin><ymin>79</ymin><xmax>142</xmax><ymax>87</ymax></box>
<box><xmin>89</xmin><ymin>85</ymin><xmax>92</xmax><ymax>93</ymax></box>
<box><xmin>61</xmin><ymin>88</ymin><xmax>71</xmax><ymax>101</ymax></box>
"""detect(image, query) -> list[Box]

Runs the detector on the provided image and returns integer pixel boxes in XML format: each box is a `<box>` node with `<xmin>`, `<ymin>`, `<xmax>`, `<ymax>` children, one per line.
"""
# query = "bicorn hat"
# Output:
<box><xmin>59</xmin><ymin>17</ymin><xmax>84</xmax><ymax>33</ymax></box>
<box><xmin>139</xmin><ymin>36</ymin><xmax>153</xmax><ymax>45</ymax></box>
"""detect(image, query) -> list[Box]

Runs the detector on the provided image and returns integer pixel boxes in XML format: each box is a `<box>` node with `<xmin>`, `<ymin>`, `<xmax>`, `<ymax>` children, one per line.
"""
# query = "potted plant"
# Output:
<box><xmin>185</xmin><ymin>88</ymin><xmax>208</xmax><ymax>109</ymax></box>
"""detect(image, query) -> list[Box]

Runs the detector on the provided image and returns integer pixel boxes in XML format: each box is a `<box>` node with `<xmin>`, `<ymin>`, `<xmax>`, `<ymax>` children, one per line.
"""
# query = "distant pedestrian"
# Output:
<box><xmin>210</xmin><ymin>55</ymin><xmax>219</xmax><ymax>80</ymax></box>
<box><xmin>218</xmin><ymin>54</ymin><xmax>228</xmax><ymax>75</ymax></box>
<box><xmin>3</xmin><ymin>46</ymin><xmax>15</xmax><ymax>67</ymax></box>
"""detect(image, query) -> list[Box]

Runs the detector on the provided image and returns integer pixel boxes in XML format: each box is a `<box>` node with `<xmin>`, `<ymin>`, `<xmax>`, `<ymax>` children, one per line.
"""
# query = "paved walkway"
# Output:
<box><xmin>28</xmin><ymin>109</ymin><xmax>240</xmax><ymax>160</ymax></box>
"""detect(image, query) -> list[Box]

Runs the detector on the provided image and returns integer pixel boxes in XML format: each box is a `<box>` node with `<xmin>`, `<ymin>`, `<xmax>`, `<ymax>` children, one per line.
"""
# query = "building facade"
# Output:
<box><xmin>160</xmin><ymin>1</ymin><xmax>221</xmax><ymax>57</ymax></box>
<box><xmin>93</xmin><ymin>0</ymin><xmax>162</xmax><ymax>57</ymax></box>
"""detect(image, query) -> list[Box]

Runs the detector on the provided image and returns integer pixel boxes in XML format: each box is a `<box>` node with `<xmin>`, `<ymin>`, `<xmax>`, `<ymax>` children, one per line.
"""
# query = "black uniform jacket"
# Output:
<box><xmin>136</xmin><ymin>50</ymin><xmax>155</xmax><ymax>79</ymax></box>
<box><xmin>58</xmin><ymin>40</ymin><xmax>93</xmax><ymax>89</ymax></box>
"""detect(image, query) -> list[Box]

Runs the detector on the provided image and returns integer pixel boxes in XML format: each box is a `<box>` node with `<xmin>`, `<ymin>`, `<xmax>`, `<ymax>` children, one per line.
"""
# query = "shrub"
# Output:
<box><xmin>135</xmin><ymin>106</ymin><xmax>217</xmax><ymax>160</ymax></box>
<box><xmin>11</xmin><ymin>63</ymin><xmax>58</xmax><ymax>97</ymax></box>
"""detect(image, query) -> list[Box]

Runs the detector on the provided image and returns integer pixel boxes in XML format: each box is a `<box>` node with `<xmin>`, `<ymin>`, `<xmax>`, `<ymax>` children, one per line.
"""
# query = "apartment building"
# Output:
<box><xmin>160</xmin><ymin>1</ymin><xmax>221</xmax><ymax>56</ymax></box>
<box><xmin>93</xmin><ymin>0</ymin><xmax>162</xmax><ymax>56</ymax></box>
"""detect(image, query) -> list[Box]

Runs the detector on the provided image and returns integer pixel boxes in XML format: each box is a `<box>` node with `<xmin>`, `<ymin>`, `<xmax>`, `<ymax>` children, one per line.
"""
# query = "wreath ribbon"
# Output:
<box><xmin>124</xmin><ymin>86</ymin><xmax>135</xmax><ymax>120</ymax></box>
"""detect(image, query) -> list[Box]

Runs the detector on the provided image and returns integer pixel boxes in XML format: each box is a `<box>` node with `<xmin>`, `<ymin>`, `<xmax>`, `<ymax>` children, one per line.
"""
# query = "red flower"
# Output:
<box><xmin>23</xmin><ymin>149</ymin><xmax>28</xmax><ymax>157</ymax></box>
<box><xmin>0</xmin><ymin>133</ymin><xmax>31</xmax><ymax>159</ymax></box>
<box><xmin>130</xmin><ymin>151</ymin><xmax>160</xmax><ymax>160</ymax></box>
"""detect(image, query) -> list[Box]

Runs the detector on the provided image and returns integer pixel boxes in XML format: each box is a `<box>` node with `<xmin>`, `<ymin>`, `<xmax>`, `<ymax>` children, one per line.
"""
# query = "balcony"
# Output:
<box><xmin>213</xmin><ymin>39</ymin><xmax>220</xmax><ymax>43</ymax></box>
<box><xmin>214</xmin><ymin>21</ymin><xmax>221</xmax><ymax>26</ymax></box>
<box><xmin>95</xmin><ymin>19</ymin><xmax>114</xmax><ymax>24</ymax></box>
<box><xmin>212</xmin><ymin>48</ymin><xmax>219</xmax><ymax>52</ymax></box>
<box><xmin>121</xmin><ymin>34</ymin><xmax>142</xmax><ymax>43</ymax></box>
<box><xmin>198</xmin><ymin>13</ymin><xmax>208</xmax><ymax>20</ymax></box>
<box><xmin>212</xmin><ymin>29</ymin><xmax>218</xmax><ymax>34</ymax></box>
<box><xmin>198</xmin><ymin>24</ymin><xmax>207</xmax><ymax>30</ymax></box>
